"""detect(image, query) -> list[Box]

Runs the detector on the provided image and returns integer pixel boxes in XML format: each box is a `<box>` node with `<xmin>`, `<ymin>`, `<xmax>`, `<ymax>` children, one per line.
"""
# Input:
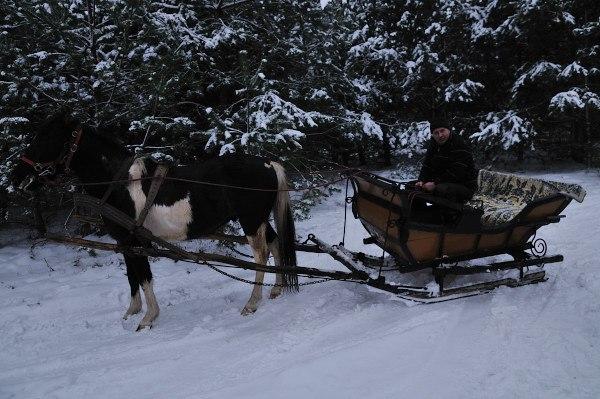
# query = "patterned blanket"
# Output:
<box><xmin>465</xmin><ymin>170</ymin><xmax>586</xmax><ymax>227</ymax></box>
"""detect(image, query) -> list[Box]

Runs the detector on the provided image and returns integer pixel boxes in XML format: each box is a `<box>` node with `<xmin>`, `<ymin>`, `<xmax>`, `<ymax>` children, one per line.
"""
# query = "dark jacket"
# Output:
<box><xmin>418</xmin><ymin>133</ymin><xmax>478</xmax><ymax>191</ymax></box>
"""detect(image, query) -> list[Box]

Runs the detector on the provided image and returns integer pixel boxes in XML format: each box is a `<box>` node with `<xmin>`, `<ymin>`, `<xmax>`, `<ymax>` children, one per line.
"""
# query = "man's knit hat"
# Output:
<box><xmin>429</xmin><ymin>117</ymin><xmax>450</xmax><ymax>131</ymax></box>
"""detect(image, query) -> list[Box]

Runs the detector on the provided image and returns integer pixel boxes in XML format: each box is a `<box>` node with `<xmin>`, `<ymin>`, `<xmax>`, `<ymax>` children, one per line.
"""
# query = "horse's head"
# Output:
<box><xmin>11</xmin><ymin>112</ymin><xmax>82</xmax><ymax>191</ymax></box>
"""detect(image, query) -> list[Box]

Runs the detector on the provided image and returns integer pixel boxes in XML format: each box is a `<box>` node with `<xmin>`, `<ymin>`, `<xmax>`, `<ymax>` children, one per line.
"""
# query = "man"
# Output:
<box><xmin>415</xmin><ymin>118</ymin><xmax>478</xmax><ymax>202</ymax></box>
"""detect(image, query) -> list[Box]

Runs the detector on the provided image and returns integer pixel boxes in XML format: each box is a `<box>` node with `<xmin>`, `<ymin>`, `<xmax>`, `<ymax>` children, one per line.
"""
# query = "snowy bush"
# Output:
<box><xmin>549</xmin><ymin>90</ymin><xmax>586</xmax><ymax>112</ymax></box>
<box><xmin>0</xmin><ymin>117</ymin><xmax>29</xmax><ymax>191</ymax></box>
<box><xmin>558</xmin><ymin>62</ymin><xmax>589</xmax><ymax>81</ymax></box>
<box><xmin>1</xmin><ymin>0</ymin><xmax>600</xmax><ymax>213</ymax></box>
<box><xmin>550</xmin><ymin>90</ymin><xmax>600</xmax><ymax>113</ymax></box>
<box><xmin>471</xmin><ymin>111</ymin><xmax>536</xmax><ymax>153</ymax></box>
<box><xmin>512</xmin><ymin>62</ymin><xmax>562</xmax><ymax>95</ymax></box>
<box><xmin>444</xmin><ymin>80</ymin><xmax>485</xmax><ymax>103</ymax></box>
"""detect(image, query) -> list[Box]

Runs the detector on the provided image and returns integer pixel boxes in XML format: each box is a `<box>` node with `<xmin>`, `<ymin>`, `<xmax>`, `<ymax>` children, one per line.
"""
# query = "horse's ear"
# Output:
<box><xmin>47</xmin><ymin>109</ymin><xmax>70</xmax><ymax>127</ymax></box>
<box><xmin>62</xmin><ymin>111</ymin><xmax>73</xmax><ymax>125</ymax></box>
<box><xmin>62</xmin><ymin>112</ymin><xmax>80</xmax><ymax>130</ymax></box>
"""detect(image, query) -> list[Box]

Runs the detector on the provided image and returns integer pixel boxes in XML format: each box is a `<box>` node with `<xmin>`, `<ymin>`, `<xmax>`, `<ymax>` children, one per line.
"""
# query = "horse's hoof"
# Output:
<box><xmin>123</xmin><ymin>307</ymin><xmax>142</xmax><ymax>320</ymax></box>
<box><xmin>269</xmin><ymin>290</ymin><xmax>282</xmax><ymax>299</ymax></box>
<box><xmin>136</xmin><ymin>323</ymin><xmax>152</xmax><ymax>332</ymax></box>
<box><xmin>240</xmin><ymin>306</ymin><xmax>257</xmax><ymax>316</ymax></box>
<box><xmin>123</xmin><ymin>311</ymin><xmax>139</xmax><ymax>320</ymax></box>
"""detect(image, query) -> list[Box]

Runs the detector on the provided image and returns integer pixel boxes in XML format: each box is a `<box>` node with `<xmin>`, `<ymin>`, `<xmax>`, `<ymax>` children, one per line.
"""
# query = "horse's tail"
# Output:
<box><xmin>271</xmin><ymin>161</ymin><xmax>298</xmax><ymax>291</ymax></box>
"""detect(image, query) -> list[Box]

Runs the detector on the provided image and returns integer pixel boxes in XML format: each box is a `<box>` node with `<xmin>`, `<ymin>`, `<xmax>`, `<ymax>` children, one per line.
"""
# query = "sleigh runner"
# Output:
<box><xmin>45</xmin><ymin>164</ymin><xmax>585</xmax><ymax>303</ymax></box>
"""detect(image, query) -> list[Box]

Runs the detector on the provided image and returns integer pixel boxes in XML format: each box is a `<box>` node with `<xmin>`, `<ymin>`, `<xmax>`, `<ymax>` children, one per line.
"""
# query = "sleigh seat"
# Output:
<box><xmin>465</xmin><ymin>170</ymin><xmax>586</xmax><ymax>228</ymax></box>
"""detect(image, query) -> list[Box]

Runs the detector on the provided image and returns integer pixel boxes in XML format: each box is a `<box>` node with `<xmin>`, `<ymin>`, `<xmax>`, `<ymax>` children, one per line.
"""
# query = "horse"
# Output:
<box><xmin>11</xmin><ymin>113</ymin><xmax>298</xmax><ymax>330</ymax></box>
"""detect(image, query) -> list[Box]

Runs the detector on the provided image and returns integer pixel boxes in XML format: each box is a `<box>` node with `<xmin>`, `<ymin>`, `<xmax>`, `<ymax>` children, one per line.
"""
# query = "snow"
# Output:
<box><xmin>249</xmin><ymin>91</ymin><xmax>319</xmax><ymax>131</ymax></box>
<box><xmin>512</xmin><ymin>62</ymin><xmax>562</xmax><ymax>93</ymax></box>
<box><xmin>0</xmin><ymin>117</ymin><xmax>29</xmax><ymax>125</ymax></box>
<box><xmin>204</xmin><ymin>25</ymin><xmax>236</xmax><ymax>50</ymax></box>
<box><xmin>444</xmin><ymin>79</ymin><xmax>485</xmax><ymax>103</ymax></box>
<box><xmin>550</xmin><ymin>90</ymin><xmax>585</xmax><ymax>111</ymax></box>
<box><xmin>349</xmin><ymin>36</ymin><xmax>399</xmax><ymax>61</ymax></box>
<box><xmin>550</xmin><ymin>90</ymin><xmax>600</xmax><ymax>112</ymax></box>
<box><xmin>360</xmin><ymin>112</ymin><xmax>383</xmax><ymax>140</ymax></box>
<box><xmin>471</xmin><ymin>111</ymin><xmax>535</xmax><ymax>150</ymax></box>
<box><xmin>171</xmin><ymin>117</ymin><xmax>195</xmax><ymax>127</ymax></box>
<box><xmin>143</xmin><ymin>47</ymin><xmax>158</xmax><ymax>62</ymax></box>
<box><xmin>94</xmin><ymin>60</ymin><xmax>111</xmax><ymax>72</ymax></box>
<box><xmin>310</xmin><ymin>89</ymin><xmax>330</xmax><ymax>100</ymax></box>
<box><xmin>586</xmin><ymin>92</ymin><xmax>600</xmax><ymax>110</ymax></box>
<box><xmin>559</xmin><ymin>62</ymin><xmax>588</xmax><ymax>80</ymax></box>
<box><xmin>1</xmin><ymin>170</ymin><xmax>600</xmax><ymax>398</ymax></box>
<box><xmin>396</xmin><ymin>121</ymin><xmax>430</xmax><ymax>155</ymax></box>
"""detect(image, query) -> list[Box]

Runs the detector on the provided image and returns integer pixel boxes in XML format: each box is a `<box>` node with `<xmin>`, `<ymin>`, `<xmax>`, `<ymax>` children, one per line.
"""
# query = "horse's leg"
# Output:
<box><xmin>122</xmin><ymin>258</ymin><xmax>142</xmax><ymax>319</ymax></box>
<box><xmin>266</xmin><ymin>223</ymin><xmax>283</xmax><ymax>299</ymax></box>
<box><xmin>123</xmin><ymin>253</ymin><xmax>160</xmax><ymax>330</ymax></box>
<box><xmin>241</xmin><ymin>223</ymin><xmax>269</xmax><ymax>315</ymax></box>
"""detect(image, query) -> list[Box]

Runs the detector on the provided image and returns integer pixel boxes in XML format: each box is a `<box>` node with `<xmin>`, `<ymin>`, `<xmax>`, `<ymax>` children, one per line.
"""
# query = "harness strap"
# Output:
<box><xmin>135</xmin><ymin>163</ymin><xmax>169</xmax><ymax>228</ymax></box>
<box><xmin>100</xmin><ymin>155</ymin><xmax>136</xmax><ymax>205</ymax></box>
<box><xmin>62</xmin><ymin>127</ymin><xmax>83</xmax><ymax>174</ymax></box>
<box><xmin>19</xmin><ymin>156</ymin><xmax>54</xmax><ymax>171</ymax></box>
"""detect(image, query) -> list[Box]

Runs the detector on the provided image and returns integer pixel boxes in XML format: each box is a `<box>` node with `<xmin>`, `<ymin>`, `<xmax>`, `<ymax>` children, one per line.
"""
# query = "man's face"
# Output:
<box><xmin>432</xmin><ymin>127</ymin><xmax>450</xmax><ymax>145</ymax></box>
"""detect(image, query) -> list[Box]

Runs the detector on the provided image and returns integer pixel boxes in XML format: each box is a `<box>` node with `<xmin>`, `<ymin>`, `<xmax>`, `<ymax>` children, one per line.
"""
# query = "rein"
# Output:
<box><xmin>20</xmin><ymin>126</ymin><xmax>83</xmax><ymax>179</ymax></box>
<box><xmin>70</xmin><ymin>171</ymin><xmax>357</xmax><ymax>193</ymax></box>
<box><xmin>20</xmin><ymin>129</ymin><xmax>359</xmax><ymax>193</ymax></box>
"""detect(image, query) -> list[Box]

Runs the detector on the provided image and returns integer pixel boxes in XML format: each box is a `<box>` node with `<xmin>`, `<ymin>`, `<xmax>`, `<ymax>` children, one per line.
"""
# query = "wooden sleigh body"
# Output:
<box><xmin>346</xmin><ymin>170</ymin><xmax>586</xmax><ymax>299</ymax></box>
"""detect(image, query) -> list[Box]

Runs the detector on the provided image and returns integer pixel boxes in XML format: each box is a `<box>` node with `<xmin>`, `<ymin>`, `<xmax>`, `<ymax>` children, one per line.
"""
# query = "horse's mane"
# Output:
<box><xmin>93</xmin><ymin>125</ymin><xmax>127</xmax><ymax>148</ymax></box>
<box><xmin>42</xmin><ymin>111</ymin><xmax>129</xmax><ymax>153</ymax></box>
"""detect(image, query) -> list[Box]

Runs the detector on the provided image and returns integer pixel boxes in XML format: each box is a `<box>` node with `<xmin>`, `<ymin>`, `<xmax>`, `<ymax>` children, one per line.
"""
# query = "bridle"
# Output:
<box><xmin>20</xmin><ymin>126</ymin><xmax>83</xmax><ymax>179</ymax></box>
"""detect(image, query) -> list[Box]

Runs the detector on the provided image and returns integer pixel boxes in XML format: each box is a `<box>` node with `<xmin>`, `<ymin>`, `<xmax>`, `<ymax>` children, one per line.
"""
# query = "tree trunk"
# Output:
<box><xmin>381</xmin><ymin>130</ymin><xmax>392</xmax><ymax>166</ymax></box>
<box><xmin>32</xmin><ymin>197</ymin><xmax>46</xmax><ymax>237</ymax></box>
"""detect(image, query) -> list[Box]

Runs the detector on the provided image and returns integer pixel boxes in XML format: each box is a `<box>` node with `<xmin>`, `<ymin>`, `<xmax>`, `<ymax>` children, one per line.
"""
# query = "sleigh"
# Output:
<box><xmin>15</xmin><ymin>113</ymin><xmax>587</xmax><ymax>330</ymax></box>
<box><xmin>44</xmin><ymin>167</ymin><xmax>585</xmax><ymax>304</ymax></box>
<box><xmin>340</xmin><ymin>169</ymin><xmax>586</xmax><ymax>300</ymax></box>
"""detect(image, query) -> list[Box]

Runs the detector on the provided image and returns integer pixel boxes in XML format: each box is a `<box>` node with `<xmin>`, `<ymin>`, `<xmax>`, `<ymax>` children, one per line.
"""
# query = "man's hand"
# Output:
<box><xmin>423</xmin><ymin>182</ymin><xmax>436</xmax><ymax>192</ymax></box>
<box><xmin>415</xmin><ymin>181</ymin><xmax>424</xmax><ymax>189</ymax></box>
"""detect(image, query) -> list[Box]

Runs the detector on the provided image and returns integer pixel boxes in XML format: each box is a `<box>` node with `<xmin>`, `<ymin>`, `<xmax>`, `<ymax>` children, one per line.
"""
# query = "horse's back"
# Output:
<box><xmin>192</xmin><ymin>154</ymin><xmax>278</xmax><ymax>186</ymax></box>
<box><xmin>168</xmin><ymin>154</ymin><xmax>280</xmax><ymax>238</ymax></box>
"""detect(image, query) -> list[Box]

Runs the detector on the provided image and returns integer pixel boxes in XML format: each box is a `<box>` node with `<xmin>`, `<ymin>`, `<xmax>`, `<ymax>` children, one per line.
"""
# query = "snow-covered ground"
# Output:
<box><xmin>1</xmin><ymin>170</ymin><xmax>599</xmax><ymax>399</ymax></box>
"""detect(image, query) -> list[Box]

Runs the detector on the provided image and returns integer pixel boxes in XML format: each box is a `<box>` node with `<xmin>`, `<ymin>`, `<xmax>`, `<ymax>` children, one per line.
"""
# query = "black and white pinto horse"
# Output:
<box><xmin>12</xmin><ymin>114</ymin><xmax>298</xmax><ymax>330</ymax></box>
